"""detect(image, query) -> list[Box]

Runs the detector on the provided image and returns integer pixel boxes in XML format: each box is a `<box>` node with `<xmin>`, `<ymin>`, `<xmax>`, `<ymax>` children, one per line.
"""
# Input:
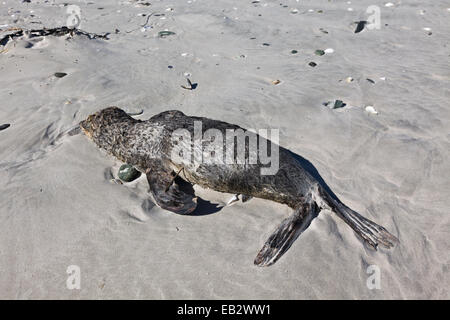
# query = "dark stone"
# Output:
<box><xmin>333</xmin><ymin>100</ymin><xmax>346</xmax><ymax>109</ymax></box>
<box><xmin>354</xmin><ymin>21</ymin><xmax>367</xmax><ymax>33</ymax></box>
<box><xmin>118</xmin><ymin>164</ymin><xmax>141</xmax><ymax>182</ymax></box>
<box><xmin>315</xmin><ymin>49</ymin><xmax>325</xmax><ymax>56</ymax></box>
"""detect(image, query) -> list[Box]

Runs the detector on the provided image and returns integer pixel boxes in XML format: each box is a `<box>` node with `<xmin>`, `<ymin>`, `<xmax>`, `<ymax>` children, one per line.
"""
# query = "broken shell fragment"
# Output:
<box><xmin>365</xmin><ymin>106</ymin><xmax>378</xmax><ymax>114</ymax></box>
<box><xmin>158</xmin><ymin>31</ymin><xmax>176</xmax><ymax>38</ymax></box>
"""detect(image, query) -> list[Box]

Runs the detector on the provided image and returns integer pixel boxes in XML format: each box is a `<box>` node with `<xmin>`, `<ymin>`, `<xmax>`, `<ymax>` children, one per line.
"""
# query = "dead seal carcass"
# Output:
<box><xmin>80</xmin><ymin>107</ymin><xmax>398</xmax><ymax>266</ymax></box>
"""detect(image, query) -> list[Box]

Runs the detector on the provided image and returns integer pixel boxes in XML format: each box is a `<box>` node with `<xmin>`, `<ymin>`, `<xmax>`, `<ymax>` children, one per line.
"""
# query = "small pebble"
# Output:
<box><xmin>308</xmin><ymin>61</ymin><xmax>317</xmax><ymax>67</ymax></box>
<box><xmin>54</xmin><ymin>72</ymin><xmax>67</xmax><ymax>78</ymax></box>
<box><xmin>291</xmin><ymin>49</ymin><xmax>298</xmax><ymax>54</ymax></box>
<box><xmin>0</xmin><ymin>123</ymin><xmax>10</xmax><ymax>131</ymax></box>
<box><xmin>345</xmin><ymin>77</ymin><xmax>354</xmax><ymax>83</ymax></box>
<box><xmin>324</xmin><ymin>48</ymin><xmax>334</xmax><ymax>54</ymax></box>
<box><xmin>272</xmin><ymin>80</ymin><xmax>281</xmax><ymax>85</ymax></box>
<box><xmin>315</xmin><ymin>49</ymin><xmax>325</xmax><ymax>56</ymax></box>
<box><xmin>322</xmin><ymin>100</ymin><xmax>346</xmax><ymax>109</ymax></box>
<box><xmin>385</xmin><ymin>3</ymin><xmax>394</xmax><ymax>7</ymax></box>
<box><xmin>333</xmin><ymin>100</ymin><xmax>346</xmax><ymax>109</ymax></box>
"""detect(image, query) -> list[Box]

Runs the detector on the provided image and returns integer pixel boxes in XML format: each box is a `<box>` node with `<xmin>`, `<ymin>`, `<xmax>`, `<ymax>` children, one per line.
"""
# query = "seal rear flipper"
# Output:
<box><xmin>146</xmin><ymin>164</ymin><xmax>197</xmax><ymax>215</ymax></box>
<box><xmin>334</xmin><ymin>203</ymin><xmax>398</xmax><ymax>250</ymax></box>
<box><xmin>318</xmin><ymin>188</ymin><xmax>398</xmax><ymax>249</ymax></box>
<box><xmin>254</xmin><ymin>202</ymin><xmax>319</xmax><ymax>267</ymax></box>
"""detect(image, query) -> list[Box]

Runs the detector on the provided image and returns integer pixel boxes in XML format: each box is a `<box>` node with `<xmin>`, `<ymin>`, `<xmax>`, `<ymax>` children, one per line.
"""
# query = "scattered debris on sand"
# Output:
<box><xmin>0</xmin><ymin>27</ymin><xmax>110</xmax><ymax>47</ymax></box>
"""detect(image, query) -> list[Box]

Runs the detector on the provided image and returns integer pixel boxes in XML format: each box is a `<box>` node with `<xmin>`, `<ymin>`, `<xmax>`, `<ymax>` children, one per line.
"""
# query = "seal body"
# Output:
<box><xmin>80</xmin><ymin>107</ymin><xmax>398</xmax><ymax>266</ymax></box>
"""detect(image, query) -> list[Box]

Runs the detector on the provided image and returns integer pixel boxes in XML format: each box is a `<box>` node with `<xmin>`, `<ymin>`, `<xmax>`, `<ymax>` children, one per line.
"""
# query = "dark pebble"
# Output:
<box><xmin>333</xmin><ymin>100</ymin><xmax>346</xmax><ymax>109</ymax></box>
<box><xmin>54</xmin><ymin>72</ymin><xmax>67</xmax><ymax>78</ymax></box>
<box><xmin>0</xmin><ymin>123</ymin><xmax>10</xmax><ymax>131</ymax></box>
<box><xmin>308</xmin><ymin>62</ymin><xmax>317</xmax><ymax>67</ymax></box>
<box><xmin>354</xmin><ymin>21</ymin><xmax>367</xmax><ymax>33</ymax></box>
<box><xmin>291</xmin><ymin>50</ymin><xmax>298</xmax><ymax>54</ymax></box>
<box><xmin>315</xmin><ymin>49</ymin><xmax>325</xmax><ymax>56</ymax></box>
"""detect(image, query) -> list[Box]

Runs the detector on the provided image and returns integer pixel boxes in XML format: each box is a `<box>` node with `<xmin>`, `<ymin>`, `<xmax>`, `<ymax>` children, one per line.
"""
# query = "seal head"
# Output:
<box><xmin>80</xmin><ymin>106</ymin><xmax>131</xmax><ymax>140</ymax></box>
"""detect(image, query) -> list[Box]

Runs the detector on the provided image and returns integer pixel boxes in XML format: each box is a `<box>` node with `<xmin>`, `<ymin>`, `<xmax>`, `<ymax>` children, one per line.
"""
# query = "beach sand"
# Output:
<box><xmin>0</xmin><ymin>0</ymin><xmax>449</xmax><ymax>299</ymax></box>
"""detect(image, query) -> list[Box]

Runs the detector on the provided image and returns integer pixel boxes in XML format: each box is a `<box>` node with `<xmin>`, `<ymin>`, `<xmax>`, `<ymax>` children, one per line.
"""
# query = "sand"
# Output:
<box><xmin>0</xmin><ymin>0</ymin><xmax>449</xmax><ymax>299</ymax></box>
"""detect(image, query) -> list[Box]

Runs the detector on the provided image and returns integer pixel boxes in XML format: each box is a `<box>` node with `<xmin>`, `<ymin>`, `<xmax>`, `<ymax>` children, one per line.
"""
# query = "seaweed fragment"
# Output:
<box><xmin>0</xmin><ymin>26</ymin><xmax>110</xmax><ymax>47</ymax></box>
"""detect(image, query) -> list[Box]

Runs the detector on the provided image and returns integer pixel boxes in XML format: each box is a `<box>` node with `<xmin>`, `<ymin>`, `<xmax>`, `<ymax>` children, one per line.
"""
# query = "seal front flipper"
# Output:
<box><xmin>254</xmin><ymin>202</ymin><xmax>319</xmax><ymax>267</ymax></box>
<box><xmin>146</xmin><ymin>161</ymin><xmax>197</xmax><ymax>215</ymax></box>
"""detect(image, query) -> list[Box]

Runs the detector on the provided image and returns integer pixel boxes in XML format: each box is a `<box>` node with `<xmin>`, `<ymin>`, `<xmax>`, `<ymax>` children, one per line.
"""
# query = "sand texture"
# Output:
<box><xmin>0</xmin><ymin>0</ymin><xmax>449</xmax><ymax>299</ymax></box>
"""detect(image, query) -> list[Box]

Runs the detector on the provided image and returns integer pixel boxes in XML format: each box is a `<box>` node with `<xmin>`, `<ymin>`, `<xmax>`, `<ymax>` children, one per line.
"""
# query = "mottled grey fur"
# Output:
<box><xmin>80</xmin><ymin>107</ymin><xmax>398</xmax><ymax>266</ymax></box>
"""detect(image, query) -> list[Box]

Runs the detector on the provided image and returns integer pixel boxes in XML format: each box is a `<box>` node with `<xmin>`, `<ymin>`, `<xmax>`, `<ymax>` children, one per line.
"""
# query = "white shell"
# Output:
<box><xmin>365</xmin><ymin>106</ymin><xmax>379</xmax><ymax>114</ymax></box>
<box><xmin>324</xmin><ymin>48</ymin><xmax>334</xmax><ymax>54</ymax></box>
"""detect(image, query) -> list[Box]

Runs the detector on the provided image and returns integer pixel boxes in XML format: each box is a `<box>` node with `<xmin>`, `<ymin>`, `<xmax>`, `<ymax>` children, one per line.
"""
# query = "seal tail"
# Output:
<box><xmin>318</xmin><ymin>188</ymin><xmax>398</xmax><ymax>250</ymax></box>
<box><xmin>254</xmin><ymin>202</ymin><xmax>319</xmax><ymax>267</ymax></box>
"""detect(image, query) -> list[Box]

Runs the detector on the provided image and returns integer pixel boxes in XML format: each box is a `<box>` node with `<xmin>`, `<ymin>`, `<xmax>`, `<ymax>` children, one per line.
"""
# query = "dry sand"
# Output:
<box><xmin>0</xmin><ymin>0</ymin><xmax>449</xmax><ymax>299</ymax></box>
